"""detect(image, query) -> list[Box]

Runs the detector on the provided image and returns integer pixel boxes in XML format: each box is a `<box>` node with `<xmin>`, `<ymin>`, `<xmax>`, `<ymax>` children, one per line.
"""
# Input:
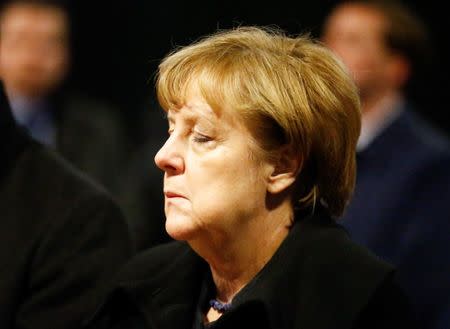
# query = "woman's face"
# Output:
<box><xmin>154</xmin><ymin>94</ymin><xmax>272</xmax><ymax>242</ymax></box>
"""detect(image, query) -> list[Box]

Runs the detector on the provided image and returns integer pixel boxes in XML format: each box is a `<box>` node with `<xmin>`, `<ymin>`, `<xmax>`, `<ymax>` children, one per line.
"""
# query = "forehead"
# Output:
<box><xmin>328</xmin><ymin>4</ymin><xmax>387</xmax><ymax>35</ymax></box>
<box><xmin>0</xmin><ymin>4</ymin><xmax>68</xmax><ymax>34</ymax></box>
<box><xmin>167</xmin><ymin>94</ymin><xmax>218</xmax><ymax>122</ymax></box>
<box><xmin>166</xmin><ymin>94</ymin><xmax>250</xmax><ymax>137</ymax></box>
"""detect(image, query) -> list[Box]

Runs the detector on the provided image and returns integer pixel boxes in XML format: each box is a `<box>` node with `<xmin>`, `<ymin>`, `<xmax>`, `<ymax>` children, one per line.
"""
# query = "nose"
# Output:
<box><xmin>154</xmin><ymin>136</ymin><xmax>185</xmax><ymax>174</ymax></box>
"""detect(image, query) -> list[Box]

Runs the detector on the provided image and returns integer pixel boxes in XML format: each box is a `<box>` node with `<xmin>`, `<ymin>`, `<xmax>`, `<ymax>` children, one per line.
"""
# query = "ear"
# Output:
<box><xmin>388</xmin><ymin>53</ymin><xmax>410</xmax><ymax>89</ymax></box>
<box><xmin>267</xmin><ymin>146</ymin><xmax>302</xmax><ymax>194</ymax></box>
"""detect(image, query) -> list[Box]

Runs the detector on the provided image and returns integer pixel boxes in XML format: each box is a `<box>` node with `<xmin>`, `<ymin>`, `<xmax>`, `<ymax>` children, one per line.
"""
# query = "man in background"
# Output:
<box><xmin>0</xmin><ymin>78</ymin><xmax>133</xmax><ymax>328</ymax></box>
<box><xmin>322</xmin><ymin>1</ymin><xmax>450</xmax><ymax>329</ymax></box>
<box><xmin>0</xmin><ymin>0</ymin><xmax>128</xmax><ymax>191</ymax></box>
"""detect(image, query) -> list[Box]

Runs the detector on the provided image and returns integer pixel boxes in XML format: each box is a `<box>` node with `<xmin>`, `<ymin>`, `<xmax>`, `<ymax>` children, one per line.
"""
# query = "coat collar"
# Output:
<box><xmin>103</xmin><ymin>208</ymin><xmax>394</xmax><ymax>329</ymax></box>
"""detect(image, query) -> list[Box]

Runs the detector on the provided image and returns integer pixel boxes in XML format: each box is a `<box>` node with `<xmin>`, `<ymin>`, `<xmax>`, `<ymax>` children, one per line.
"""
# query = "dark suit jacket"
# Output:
<box><xmin>84</xmin><ymin>207</ymin><xmax>416</xmax><ymax>329</ymax></box>
<box><xmin>0</xmin><ymin>88</ymin><xmax>133</xmax><ymax>329</ymax></box>
<box><xmin>54</xmin><ymin>91</ymin><xmax>129</xmax><ymax>193</ymax></box>
<box><xmin>343</xmin><ymin>109</ymin><xmax>450</xmax><ymax>329</ymax></box>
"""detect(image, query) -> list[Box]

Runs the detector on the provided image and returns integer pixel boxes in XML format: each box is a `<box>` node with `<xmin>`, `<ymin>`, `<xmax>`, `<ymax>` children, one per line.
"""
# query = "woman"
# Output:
<box><xmin>85</xmin><ymin>26</ymin><xmax>415</xmax><ymax>329</ymax></box>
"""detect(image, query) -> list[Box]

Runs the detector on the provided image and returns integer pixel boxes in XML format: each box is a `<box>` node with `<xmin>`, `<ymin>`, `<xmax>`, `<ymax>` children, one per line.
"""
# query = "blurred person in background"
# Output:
<box><xmin>0</xmin><ymin>0</ymin><xmax>128</xmax><ymax>192</ymax></box>
<box><xmin>321</xmin><ymin>1</ymin><xmax>450</xmax><ymax>328</ymax></box>
<box><xmin>0</xmin><ymin>80</ymin><xmax>133</xmax><ymax>329</ymax></box>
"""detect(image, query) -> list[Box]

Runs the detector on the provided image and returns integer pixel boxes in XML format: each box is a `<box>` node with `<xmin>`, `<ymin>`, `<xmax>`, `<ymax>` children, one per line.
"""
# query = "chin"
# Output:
<box><xmin>165</xmin><ymin>213</ymin><xmax>198</xmax><ymax>241</ymax></box>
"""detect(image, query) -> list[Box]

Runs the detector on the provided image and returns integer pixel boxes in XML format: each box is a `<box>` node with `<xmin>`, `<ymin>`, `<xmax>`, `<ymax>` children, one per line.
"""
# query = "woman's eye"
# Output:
<box><xmin>192</xmin><ymin>133</ymin><xmax>212</xmax><ymax>143</ymax></box>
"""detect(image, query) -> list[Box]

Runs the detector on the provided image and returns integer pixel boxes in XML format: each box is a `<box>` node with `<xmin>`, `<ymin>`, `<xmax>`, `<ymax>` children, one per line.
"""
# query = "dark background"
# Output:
<box><xmin>67</xmin><ymin>1</ymin><xmax>449</xmax><ymax>142</ymax></box>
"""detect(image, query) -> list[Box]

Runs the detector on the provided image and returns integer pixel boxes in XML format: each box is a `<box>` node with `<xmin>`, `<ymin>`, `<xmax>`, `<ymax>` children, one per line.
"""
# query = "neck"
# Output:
<box><xmin>361</xmin><ymin>91</ymin><xmax>402</xmax><ymax>126</ymax></box>
<box><xmin>360</xmin><ymin>86</ymin><xmax>399</xmax><ymax>114</ymax></box>
<box><xmin>191</xmin><ymin>201</ymin><xmax>293</xmax><ymax>303</ymax></box>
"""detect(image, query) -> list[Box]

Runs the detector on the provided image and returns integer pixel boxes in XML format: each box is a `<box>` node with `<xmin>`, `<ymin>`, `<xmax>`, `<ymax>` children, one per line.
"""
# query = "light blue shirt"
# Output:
<box><xmin>10</xmin><ymin>96</ymin><xmax>56</xmax><ymax>147</ymax></box>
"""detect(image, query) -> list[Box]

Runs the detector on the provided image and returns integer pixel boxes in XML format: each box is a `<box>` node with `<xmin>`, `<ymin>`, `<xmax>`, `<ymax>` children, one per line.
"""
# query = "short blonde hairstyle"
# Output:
<box><xmin>156</xmin><ymin>26</ymin><xmax>361</xmax><ymax>218</ymax></box>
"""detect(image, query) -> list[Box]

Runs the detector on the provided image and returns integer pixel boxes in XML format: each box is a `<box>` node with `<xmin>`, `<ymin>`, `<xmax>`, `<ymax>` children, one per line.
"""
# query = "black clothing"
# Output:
<box><xmin>85</xmin><ymin>207</ymin><xmax>416</xmax><ymax>329</ymax></box>
<box><xmin>53</xmin><ymin>91</ymin><xmax>129</xmax><ymax>192</ymax></box>
<box><xmin>343</xmin><ymin>110</ymin><xmax>450</xmax><ymax>329</ymax></box>
<box><xmin>0</xmin><ymin>84</ymin><xmax>133</xmax><ymax>329</ymax></box>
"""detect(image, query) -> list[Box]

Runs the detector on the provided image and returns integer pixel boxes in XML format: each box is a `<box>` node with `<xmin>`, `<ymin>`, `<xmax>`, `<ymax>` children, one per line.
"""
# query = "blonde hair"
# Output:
<box><xmin>156</xmin><ymin>26</ymin><xmax>361</xmax><ymax>218</ymax></box>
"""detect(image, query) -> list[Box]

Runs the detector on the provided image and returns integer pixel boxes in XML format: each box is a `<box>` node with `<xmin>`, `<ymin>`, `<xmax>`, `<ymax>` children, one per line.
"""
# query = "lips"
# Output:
<box><xmin>164</xmin><ymin>191</ymin><xmax>186</xmax><ymax>199</ymax></box>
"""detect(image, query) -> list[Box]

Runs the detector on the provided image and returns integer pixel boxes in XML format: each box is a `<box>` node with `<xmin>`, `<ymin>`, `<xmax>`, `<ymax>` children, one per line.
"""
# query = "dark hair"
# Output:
<box><xmin>372</xmin><ymin>1</ymin><xmax>429</xmax><ymax>67</ymax></box>
<box><xmin>336</xmin><ymin>0</ymin><xmax>432</xmax><ymax>89</ymax></box>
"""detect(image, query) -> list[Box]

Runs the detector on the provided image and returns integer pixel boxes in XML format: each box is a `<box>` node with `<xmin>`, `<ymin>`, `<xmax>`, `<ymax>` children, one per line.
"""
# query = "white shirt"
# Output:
<box><xmin>357</xmin><ymin>93</ymin><xmax>404</xmax><ymax>152</ymax></box>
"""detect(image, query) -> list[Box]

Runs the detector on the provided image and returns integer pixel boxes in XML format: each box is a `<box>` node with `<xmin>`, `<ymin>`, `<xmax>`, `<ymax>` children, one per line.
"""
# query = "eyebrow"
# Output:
<box><xmin>167</xmin><ymin>108</ymin><xmax>217</xmax><ymax>127</ymax></box>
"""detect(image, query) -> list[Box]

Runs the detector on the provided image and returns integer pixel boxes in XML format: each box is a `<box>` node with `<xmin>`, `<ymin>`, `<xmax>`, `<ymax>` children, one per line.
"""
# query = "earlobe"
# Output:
<box><xmin>267</xmin><ymin>147</ymin><xmax>302</xmax><ymax>194</ymax></box>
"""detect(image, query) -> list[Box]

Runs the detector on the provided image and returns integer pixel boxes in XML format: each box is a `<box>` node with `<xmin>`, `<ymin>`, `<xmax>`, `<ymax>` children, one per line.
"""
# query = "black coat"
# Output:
<box><xmin>0</xmin><ymin>85</ymin><xmax>133</xmax><ymax>329</ymax></box>
<box><xmin>85</xmin><ymin>207</ymin><xmax>417</xmax><ymax>329</ymax></box>
<box><xmin>53</xmin><ymin>91</ymin><xmax>129</xmax><ymax>193</ymax></box>
<box><xmin>343</xmin><ymin>109</ymin><xmax>450</xmax><ymax>329</ymax></box>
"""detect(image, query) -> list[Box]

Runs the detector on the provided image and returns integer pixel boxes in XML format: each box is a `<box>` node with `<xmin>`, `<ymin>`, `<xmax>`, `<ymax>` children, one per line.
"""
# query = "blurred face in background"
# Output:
<box><xmin>0</xmin><ymin>4</ymin><xmax>69</xmax><ymax>98</ymax></box>
<box><xmin>321</xmin><ymin>3</ymin><xmax>394</xmax><ymax>103</ymax></box>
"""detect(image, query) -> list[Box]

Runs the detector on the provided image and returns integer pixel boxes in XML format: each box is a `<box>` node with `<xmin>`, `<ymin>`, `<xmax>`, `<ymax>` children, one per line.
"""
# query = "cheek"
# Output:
<box><xmin>0</xmin><ymin>53</ymin><xmax>17</xmax><ymax>72</ymax></box>
<box><xmin>337</xmin><ymin>49</ymin><xmax>366</xmax><ymax>74</ymax></box>
<box><xmin>187</xmin><ymin>156</ymin><xmax>266</xmax><ymax>221</ymax></box>
<box><xmin>42</xmin><ymin>55</ymin><xmax>66</xmax><ymax>76</ymax></box>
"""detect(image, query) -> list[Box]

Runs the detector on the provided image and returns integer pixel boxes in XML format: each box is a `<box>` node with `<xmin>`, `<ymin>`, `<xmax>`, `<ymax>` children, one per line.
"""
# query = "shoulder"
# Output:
<box><xmin>84</xmin><ymin>242</ymin><xmax>203</xmax><ymax>329</ymax></box>
<box><xmin>367</xmin><ymin>111</ymin><xmax>450</xmax><ymax>195</ymax></box>
<box><xmin>396</xmin><ymin>113</ymin><xmax>450</xmax><ymax>195</ymax></box>
<box><xmin>284</xmin><ymin>211</ymin><xmax>395</xmax><ymax>311</ymax></box>
<box><xmin>0</xmin><ymin>139</ymin><xmax>133</xmax><ymax>329</ymax></box>
<box><xmin>301</xmin><ymin>212</ymin><xmax>407</xmax><ymax>326</ymax></box>
<box><xmin>16</xmin><ymin>140</ymin><xmax>113</xmax><ymax>199</ymax></box>
<box><xmin>61</xmin><ymin>92</ymin><xmax>124</xmax><ymax>131</ymax></box>
<box><xmin>24</xmin><ymin>140</ymin><xmax>130</xmax><ymax>232</ymax></box>
<box><xmin>114</xmin><ymin>241</ymin><xmax>196</xmax><ymax>284</ymax></box>
<box><xmin>296</xmin><ymin>211</ymin><xmax>394</xmax><ymax>276</ymax></box>
<box><xmin>400</xmin><ymin>111</ymin><xmax>450</xmax><ymax>163</ymax></box>
<box><xmin>294</xmin><ymin>210</ymin><xmax>395</xmax><ymax>307</ymax></box>
<box><xmin>5</xmin><ymin>140</ymin><xmax>131</xmax><ymax>239</ymax></box>
<box><xmin>352</xmin><ymin>275</ymin><xmax>418</xmax><ymax>329</ymax></box>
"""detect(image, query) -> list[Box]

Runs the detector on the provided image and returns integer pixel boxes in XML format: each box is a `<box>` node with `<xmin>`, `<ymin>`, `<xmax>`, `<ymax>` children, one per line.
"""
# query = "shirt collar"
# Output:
<box><xmin>9</xmin><ymin>95</ymin><xmax>48</xmax><ymax>126</ymax></box>
<box><xmin>357</xmin><ymin>93</ymin><xmax>404</xmax><ymax>152</ymax></box>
